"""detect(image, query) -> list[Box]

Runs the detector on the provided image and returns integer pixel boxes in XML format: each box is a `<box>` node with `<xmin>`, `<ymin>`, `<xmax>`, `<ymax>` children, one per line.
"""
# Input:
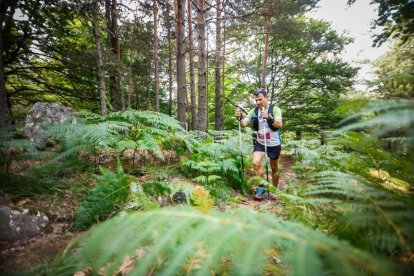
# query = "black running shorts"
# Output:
<box><xmin>253</xmin><ymin>142</ymin><xmax>281</xmax><ymax>160</ymax></box>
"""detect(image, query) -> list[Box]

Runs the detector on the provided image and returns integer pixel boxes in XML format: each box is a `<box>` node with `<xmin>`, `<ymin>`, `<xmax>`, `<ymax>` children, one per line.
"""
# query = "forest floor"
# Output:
<box><xmin>0</xmin><ymin>154</ymin><xmax>295</xmax><ymax>274</ymax></box>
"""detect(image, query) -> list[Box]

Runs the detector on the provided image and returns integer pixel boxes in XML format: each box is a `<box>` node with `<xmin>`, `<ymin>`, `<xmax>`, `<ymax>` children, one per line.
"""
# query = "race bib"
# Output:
<box><xmin>258</xmin><ymin>132</ymin><xmax>270</xmax><ymax>139</ymax></box>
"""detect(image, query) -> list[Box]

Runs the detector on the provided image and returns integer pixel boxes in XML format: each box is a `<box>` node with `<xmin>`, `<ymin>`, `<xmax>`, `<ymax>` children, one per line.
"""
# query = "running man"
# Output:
<box><xmin>235</xmin><ymin>88</ymin><xmax>282</xmax><ymax>198</ymax></box>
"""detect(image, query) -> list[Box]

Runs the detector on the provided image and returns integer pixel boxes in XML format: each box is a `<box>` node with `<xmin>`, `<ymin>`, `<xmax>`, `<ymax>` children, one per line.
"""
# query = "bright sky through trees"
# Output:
<box><xmin>308</xmin><ymin>0</ymin><xmax>391</xmax><ymax>91</ymax></box>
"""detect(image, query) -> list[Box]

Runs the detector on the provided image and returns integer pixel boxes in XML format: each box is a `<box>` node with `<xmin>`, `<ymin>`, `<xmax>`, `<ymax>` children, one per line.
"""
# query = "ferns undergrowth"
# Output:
<box><xmin>44</xmin><ymin>207</ymin><xmax>398</xmax><ymax>276</ymax></box>
<box><xmin>75</xmin><ymin>160</ymin><xmax>134</xmax><ymax>230</ymax></box>
<box><xmin>180</xmin><ymin>130</ymin><xmax>254</xmax><ymax>203</ymax></box>
<box><xmin>45</xmin><ymin>110</ymin><xmax>194</xmax><ymax>166</ymax></box>
<box><xmin>280</xmin><ymin>100</ymin><xmax>414</xmax><ymax>268</ymax></box>
<box><xmin>0</xmin><ymin>126</ymin><xmax>78</xmax><ymax>197</ymax></box>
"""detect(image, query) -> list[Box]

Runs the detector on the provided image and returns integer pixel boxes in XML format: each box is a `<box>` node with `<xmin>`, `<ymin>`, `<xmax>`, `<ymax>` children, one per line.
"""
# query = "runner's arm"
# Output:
<box><xmin>270</xmin><ymin>107</ymin><xmax>282</xmax><ymax>129</ymax></box>
<box><xmin>235</xmin><ymin>108</ymin><xmax>253</xmax><ymax>128</ymax></box>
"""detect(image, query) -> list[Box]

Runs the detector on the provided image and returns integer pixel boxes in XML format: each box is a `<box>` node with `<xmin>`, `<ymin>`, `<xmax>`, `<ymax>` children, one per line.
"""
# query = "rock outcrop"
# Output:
<box><xmin>0</xmin><ymin>205</ymin><xmax>49</xmax><ymax>241</ymax></box>
<box><xmin>24</xmin><ymin>102</ymin><xmax>74</xmax><ymax>146</ymax></box>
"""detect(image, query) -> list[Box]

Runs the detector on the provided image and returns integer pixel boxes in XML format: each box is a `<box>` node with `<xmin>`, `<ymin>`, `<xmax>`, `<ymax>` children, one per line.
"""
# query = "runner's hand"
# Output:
<box><xmin>235</xmin><ymin>108</ymin><xmax>242</xmax><ymax>120</ymax></box>
<box><xmin>260</xmin><ymin>108</ymin><xmax>269</xmax><ymax>119</ymax></box>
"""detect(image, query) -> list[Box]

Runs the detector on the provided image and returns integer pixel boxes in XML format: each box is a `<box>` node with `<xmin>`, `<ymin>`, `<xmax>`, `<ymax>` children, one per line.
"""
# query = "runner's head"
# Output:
<box><xmin>254</xmin><ymin>88</ymin><xmax>268</xmax><ymax>109</ymax></box>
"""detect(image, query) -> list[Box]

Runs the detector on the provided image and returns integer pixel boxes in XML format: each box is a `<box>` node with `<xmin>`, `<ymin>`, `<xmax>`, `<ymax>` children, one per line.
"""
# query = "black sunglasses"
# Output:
<box><xmin>254</xmin><ymin>88</ymin><xmax>267</xmax><ymax>96</ymax></box>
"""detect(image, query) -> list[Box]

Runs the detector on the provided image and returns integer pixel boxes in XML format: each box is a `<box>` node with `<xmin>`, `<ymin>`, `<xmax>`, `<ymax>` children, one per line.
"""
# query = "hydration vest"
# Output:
<box><xmin>251</xmin><ymin>104</ymin><xmax>280</xmax><ymax>132</ymax></box>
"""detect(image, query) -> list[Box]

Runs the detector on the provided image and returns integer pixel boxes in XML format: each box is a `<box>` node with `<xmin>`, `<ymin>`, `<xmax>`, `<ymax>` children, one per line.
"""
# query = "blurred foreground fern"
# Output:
<box><xmin>283</xmin><ymin>99</ymin><xmax>414</xmax><ymax>265</ymax></box>
<box><xmin>55</xmin><ymin>207</ymin><xmax>397</xmax><ymax>276</ymax></box>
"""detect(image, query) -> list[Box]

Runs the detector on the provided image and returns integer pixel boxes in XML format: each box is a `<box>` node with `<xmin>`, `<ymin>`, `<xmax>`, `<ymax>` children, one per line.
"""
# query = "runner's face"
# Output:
<box><xmin>255</xmin><ymin>94</ymin><xmax>267</xmax><ymax>108</ymax></box>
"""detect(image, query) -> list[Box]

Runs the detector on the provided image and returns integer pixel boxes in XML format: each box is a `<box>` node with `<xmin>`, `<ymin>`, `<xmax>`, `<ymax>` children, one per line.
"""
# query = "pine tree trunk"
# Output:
<box><xmin>128</xmin><ymin>51</ymin><xmax>133</xmax><ymax>109</ymax></box>
<box><xmin>197</xmin><ymin>0</ymin><xmax>207</xmax><ymax>132</ymax></box>
<box><xmin>92</xmin><ymin>0</ymin><xmax>108</xmax><ymax>117</ymax></box>
<box><xmin>105</xmin><ymin>0</ymin><xmax>117</xmax><ymax>110</ymax></box>
<box><xmin>261</xmin><ymin>17</ymin><xmax>271</xmax><ymax>89</ymax></box>
<box><xmin>166</xmin><ymin>1</ymin><xmax>173</xmax><ymax>116</ymax></box>
<box><xmin>119</xmin><ymin>68</ymin><xmax>125</xmax><ymax>111</ymax></box>
<box><xmin>153</xmin><ymin>0</ymin><xmax>160</xmax><ymax>112</ymax></box>
<box><xmin>270</xmin><ymin>52</ymin><xmax>275</xmax><ymax>102</ymax></box>
<box><xmin>175</xmin><ymin>0</ymin><xmax>187</xmax><ymax>127</ymax></box>
<box><xmin>214</xmin><ymin>0</ymin><xmax>223</xmax><ymax>130</ymax></box>
<box><xmin>187</xmin><ymin>0</ymin><xmax>197</xmax><ymax>130</ymax></box>
<box><xmin>111</xmin><ymin>0</ymin><xmax>124</xmax><ymax>111</ymax></box>
<box><xmin>146</xmin><ymin>74</ymin><xmax>151</xmax><ymax>110</ymax></box>
<box><xmin>0</xmin><ymin>19</ymin><xmax>13</xmax><ymax>128</ymax></box>
<box><xmin>221</xmin><ymin>10</ymin><xmax>226</xmax><ymax>127</ymax></box>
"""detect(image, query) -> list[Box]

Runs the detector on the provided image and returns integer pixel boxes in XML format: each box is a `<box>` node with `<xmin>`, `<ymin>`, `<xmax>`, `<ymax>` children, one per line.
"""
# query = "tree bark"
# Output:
<box><xmin>146</xmin><ymin>73</ymin><xmax>151</xmax><ymax>110</ymax></box>
<box><xmin>187</xmin><ymin>0</ymin><xmax>197</xmax><ymax>130</ymax></box>
<box><xmin>214</xmin><ymin>0</ymin><xmax>223</xmax><ymax>130</ymax></box>
<box><xmin>222</xmin><ymin>8</ymin><xmax>226</xmax><ymax>127</ymax></box>
<box><xmin>175</xmin><ymin>0</ymin><xmax>187</xmax><ymax>127</ymax></box>
<box><xmin>105</xmin><ymin>0</ymin><xmax>117</xmax><ymax>110</ymax></box>
<box><xmin>91</xmin><ymin>0</ymin><xmax>108</xmax><ymax>117</ymax></box>
<box><xmin>166</xmin><ymin>1</ymin><xmax>173</xmax><ymax>116</ymax></box>
<box><xmin>111</xmin><ymin>0</ymin><xmax>125</xmax><ymax>111</ymax></box>
<box><xmin>0</xmin><ymin>2</ymin><xmax>15</xmax><ymax>128</ymax></box>
<box><xmin>128</xmin><ymin>51</ymin><xmax>133</xmax><ymax>109</ymax></box>
<box><xmin>197</xmin><ymin>0</ymin><xmax>207</xmax><ymax>132</ymax></box>
<box><xmin>119</xmin><ymin>68</ymin><xmax>125</xmax><ymax>111</ymax></box>
<box><xmin>153</xmin><ymin>0</ymin><xmax>160</xmax><ymax>112</ymax></box>
<box><xmin>0</xmin><ymin>33</ymin><xmax>13</xmax><ymax>128</ymax></box>
<box><xmin>261</xmin><ymin>17</ymin><xmax>271</xmax><ymax>89</ymax></box>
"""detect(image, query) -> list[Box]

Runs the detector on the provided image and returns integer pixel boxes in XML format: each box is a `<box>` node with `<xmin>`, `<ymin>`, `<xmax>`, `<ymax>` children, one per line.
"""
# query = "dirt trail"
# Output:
<box><xmin>236</xmin><ymin>154</ymin><xmax>296</xmax><ymax>210</ymax></box>
<box><xmin>278</xmin><ymin>154</ymin><xmax>296</xmax><ymax>189</ymax></box>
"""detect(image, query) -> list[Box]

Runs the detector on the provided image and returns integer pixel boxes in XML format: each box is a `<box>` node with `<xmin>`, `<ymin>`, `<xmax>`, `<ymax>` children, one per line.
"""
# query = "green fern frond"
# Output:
<box><xmin>140</xmin><ymin>132</ymin><xmax>164</xmax><ymax>161</ymax></box>
<box><xmin>55</xmin><ymin>144</ymin><xmax>93</xmax><ymax>160</ymax></box>
<box><xmin>192</xmin><ymin>176</ymin><xmax>208</xmax><ymax>184</ymax></box>
<box><xmin>1</xmin><ymin>138</ymin><xmax>35</xmax><ymax>149</ymax></box>
<box><xmin>76</xmin><ymin>111</ymin><xmax>106</xmax><ymax>122</ymax></box>
<box><xmin>61</xmin><ymin>207</ymin><xmax>397</xmax><ymax>276</ymax></box>
<box><xmin>338</xmin><ymin>99</ymin><xmax>414</xmax><ymax>138</ymax></box>
<box><xmin>198</xmin><ymin>142</ymin><xmax>227</xmax><ymax>158</ymax></box>
<box><xmin>45</xmin><ymin>116</ymin><xmax>82</xmax><ymax>140</ymax></box>
<box><xmin>118</xmin><ymin>110</ymin><xmax>184</xmax><ymax>131</ymax></box>
<box><xmin>141</xmin><ymin>181</ymin><xmax>171</xmax><ymax>197</ymax></box>
<box><xmin>218</xmin><ymin>158</ymin><xmax>239</xmax><ymax>173</ymax></box>
<box><xmin>304</xmin><ymin>170</ymin><xmax>414</xmax><ymax>254</ymax></box>
<box><xmin>180</xmin><ymin>159</ymin><xmax>203</xmax><ymax>172</ymax></box>
<box><xmin>75</xmin><ymin>160</ymin><xmax>132</xmax><ymax>230</ymax></box>
<box><xmin>207</xmin><ymin>175</ymin><xmax>222</xmax><ymax>182</ymax></box>
<box><xmin>191</xmin><ymin>186</ymin><xmax>214</xmax><ymax>213</ymax></box>
<box><xmin>16</xmin><ymin>150</ymin><xmax>56</xmax><ymax>160</ymax></box>
<box><xmin>116</xmin><ymin>140</ymin><xmax>138</xmax><ymax>152</ymax></box>
<box><xmin>205</xmin><ymin>181</ymin><xmax>232</xmax><ymax>203</ymax></box>
<box><xmin>124</xmin><ymin>182</ymin><xmax>159</xmax><ymax>211</ymax></box>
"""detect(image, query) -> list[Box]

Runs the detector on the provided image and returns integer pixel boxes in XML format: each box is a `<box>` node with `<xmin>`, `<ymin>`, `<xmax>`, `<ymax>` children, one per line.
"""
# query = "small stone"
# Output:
<box><xmin>11</xmin><ymin>210</ymin><xmax>20</xmax><ymax>216</ymax></box>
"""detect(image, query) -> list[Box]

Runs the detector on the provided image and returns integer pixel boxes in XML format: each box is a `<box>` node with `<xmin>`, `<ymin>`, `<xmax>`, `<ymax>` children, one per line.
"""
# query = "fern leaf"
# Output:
<box><xmin>191</xmin><ymin>186</ymin><xmax>214</xmax><ymax>213</ymax></box>
<box><xmin>141</xmin><ymin>132</ymin><xmax>164</xmax><ymax>161</ymax></box>
<box><xmin>192</xmin><ymin>176</ymin><xmax>207</xmax><ymax>184</ymax></box>
<box><xmin>75</xmin><ymin>161</ymin><xmax>131</xmax><ymax>230</ymax></box>
<box><xmin>218</xmin><ymin>158</ymin><xmax>238</xmax><ymax>173</ymax></box>
<box><xmin>62</xmin><ymin>207</ymin><xmax>397</xmax><ymax>276</ymax></box>
<box><xmin>116</xmin><ymin>140</ymin><xmax>138</xmax><ymax>152</ymax></box>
